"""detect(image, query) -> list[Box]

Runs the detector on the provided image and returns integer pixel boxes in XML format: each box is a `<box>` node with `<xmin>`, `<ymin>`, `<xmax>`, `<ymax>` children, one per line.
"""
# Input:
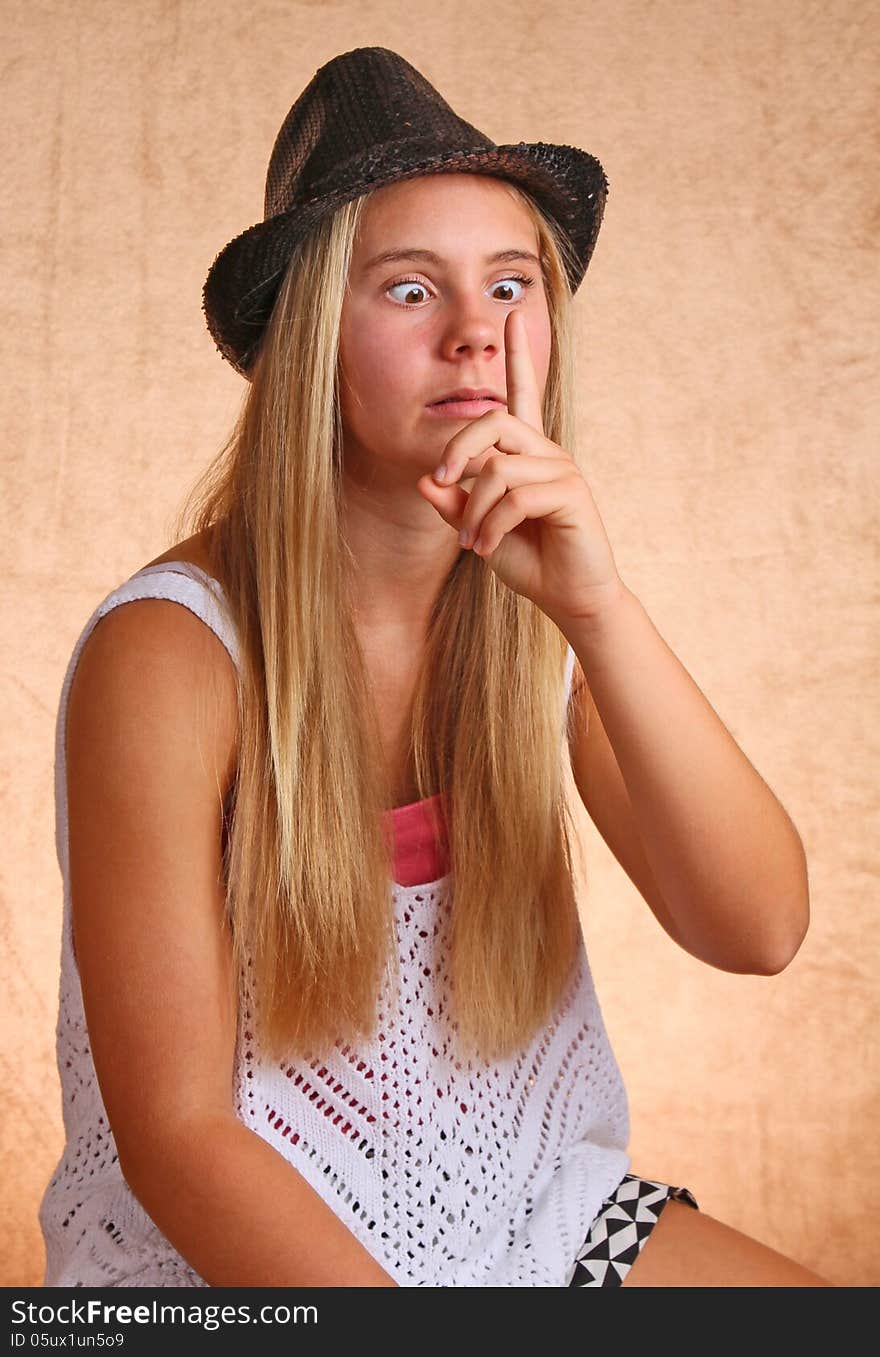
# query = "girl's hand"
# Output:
<box><xmin>416</xmin><ymin>309</ymin><xmax>625</xmax><ymax>632</ymax></box>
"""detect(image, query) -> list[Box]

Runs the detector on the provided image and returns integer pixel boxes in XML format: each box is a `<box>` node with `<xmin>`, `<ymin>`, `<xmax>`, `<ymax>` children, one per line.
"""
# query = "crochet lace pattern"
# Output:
<box><xmin>39</xmin><ymin>564</ymin><xmax>630</xmax><ymax>1286</ymax></box>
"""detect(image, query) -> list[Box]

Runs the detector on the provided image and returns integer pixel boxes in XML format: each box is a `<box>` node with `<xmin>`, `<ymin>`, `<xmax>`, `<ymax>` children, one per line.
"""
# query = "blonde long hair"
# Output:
<box><xmin>171</xmin><ymin>177</ymin><xmax>587</xmax><ymax>1063</ymax></box>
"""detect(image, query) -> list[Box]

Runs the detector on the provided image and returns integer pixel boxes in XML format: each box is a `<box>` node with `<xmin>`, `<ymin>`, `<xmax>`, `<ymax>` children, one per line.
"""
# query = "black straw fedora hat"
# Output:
<box><xmin>202</xmin><ymin>46</ymin><xmax>610</xmax><ymax>379</ymax></box>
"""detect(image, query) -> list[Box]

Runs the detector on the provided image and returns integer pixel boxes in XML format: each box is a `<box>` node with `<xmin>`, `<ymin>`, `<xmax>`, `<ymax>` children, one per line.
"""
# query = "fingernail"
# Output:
<box><xmin>434</xmin><ymin>464</ymin><xmax>448</xmax><ymax>483</ymax></box>
<box><xmin>458</xmin><ymin>527</ymin><xmax>470</xmax><ymax>548</ymax></box>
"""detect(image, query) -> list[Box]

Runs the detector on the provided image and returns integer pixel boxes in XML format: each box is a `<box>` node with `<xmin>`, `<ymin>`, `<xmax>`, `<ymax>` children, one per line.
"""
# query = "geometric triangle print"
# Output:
<box><xmin>568</xmin><ymin>1173</ymin><xmax>700</xmax><ymax>1287</ymax></box>
<box><xmin>570</xmin><ymin>1256</ymin><xmax>629</xmax><ymax>1286</ymax></box>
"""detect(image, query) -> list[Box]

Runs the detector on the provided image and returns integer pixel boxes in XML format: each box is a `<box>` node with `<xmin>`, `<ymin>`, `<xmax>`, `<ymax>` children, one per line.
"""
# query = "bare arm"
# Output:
<box><xmin>564</xmin><ymin>585</ymin><xmax>810</xmax><ymax>975</ymax></box>
<box><xmin>122</xmin><ymin>1112</ymin><xmax>396</xmax><ymax>1287</ymax></box>
<box><xmin>67</xmin><ymin>598</ymin><xmax>397</xmax><ymax>1287</ymax></box>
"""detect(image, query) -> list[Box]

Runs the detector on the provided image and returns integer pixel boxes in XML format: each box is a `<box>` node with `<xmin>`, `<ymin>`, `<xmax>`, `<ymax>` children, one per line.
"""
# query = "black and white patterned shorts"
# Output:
<box><xmin>567</xmin><ymin>1172</ymin><xmax>700</xmax><ymax>1287</ymax></box>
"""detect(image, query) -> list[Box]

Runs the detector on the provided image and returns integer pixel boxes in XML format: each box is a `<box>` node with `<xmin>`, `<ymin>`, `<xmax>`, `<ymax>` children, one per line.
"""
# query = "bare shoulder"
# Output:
<box><xmin>139</xmin><ymin>526</ymin><xmax>222</xmax><ymax>581</ymax></box>
<box><xmin>70</xmin><ymin>592</ymin><xmax>239</xmax><ymax>797</ymax></box>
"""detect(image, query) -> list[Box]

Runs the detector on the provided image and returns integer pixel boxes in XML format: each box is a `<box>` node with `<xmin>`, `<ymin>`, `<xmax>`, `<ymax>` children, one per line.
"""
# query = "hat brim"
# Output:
<box><xmin>202</xmin><ymin>141</ymin><xmax>608</xmax><ymax>378</ymax></box>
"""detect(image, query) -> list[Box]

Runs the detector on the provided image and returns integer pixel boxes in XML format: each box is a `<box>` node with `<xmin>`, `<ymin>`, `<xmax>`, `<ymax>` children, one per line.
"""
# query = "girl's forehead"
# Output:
<box><xmin>355</xmin><ymin>175</ymin><xmax>538</xmax><ymax>251</ymax></box>
<box><xmin>361</xmin><ymin>170</ymin><xmax>532</xmax><ymax>221</ymax></box>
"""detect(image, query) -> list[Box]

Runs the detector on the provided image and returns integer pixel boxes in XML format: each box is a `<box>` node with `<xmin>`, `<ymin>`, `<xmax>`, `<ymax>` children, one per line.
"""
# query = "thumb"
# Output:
<box><xmin>416</xmin><ymin>473</ymin><xmax>469</xmax><ymax>529</ymax></box>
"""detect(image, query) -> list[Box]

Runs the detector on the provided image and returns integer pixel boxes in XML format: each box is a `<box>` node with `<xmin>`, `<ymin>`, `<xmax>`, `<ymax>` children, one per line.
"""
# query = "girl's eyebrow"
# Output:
<box><xmin>362</xmin><ymin>247</ymin><xmax>540</xmax><ymax>273</ymax></box>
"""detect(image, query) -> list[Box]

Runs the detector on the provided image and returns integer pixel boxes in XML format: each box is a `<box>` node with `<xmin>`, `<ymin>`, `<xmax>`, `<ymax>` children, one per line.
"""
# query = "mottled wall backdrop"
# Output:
<box><xmin>3</xmin><ymin>0</ymin><xmax>877</xmax><ymax>1286</ymax></box>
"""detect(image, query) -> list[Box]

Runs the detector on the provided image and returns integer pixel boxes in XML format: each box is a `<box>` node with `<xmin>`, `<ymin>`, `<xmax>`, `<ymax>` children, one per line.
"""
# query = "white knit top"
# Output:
<box><xmin>39</xmin><ymin>563</ymin><xmax>631</xmax><ymax>1287</ymax></box>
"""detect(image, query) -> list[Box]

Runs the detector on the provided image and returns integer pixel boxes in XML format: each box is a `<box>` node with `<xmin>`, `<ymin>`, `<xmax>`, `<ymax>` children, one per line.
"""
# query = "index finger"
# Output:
<box><xmin>505</xmin><ymin>309</ymin><xmax>544</xmax><ymax>435</ymax></box>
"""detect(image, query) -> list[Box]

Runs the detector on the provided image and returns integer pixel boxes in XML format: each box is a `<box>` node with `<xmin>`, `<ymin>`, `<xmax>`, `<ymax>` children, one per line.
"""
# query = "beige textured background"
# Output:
<box><xmin>3</xmin><ymin>1</ymin><xmax>877</xmax><ymax>1287</ymax></box>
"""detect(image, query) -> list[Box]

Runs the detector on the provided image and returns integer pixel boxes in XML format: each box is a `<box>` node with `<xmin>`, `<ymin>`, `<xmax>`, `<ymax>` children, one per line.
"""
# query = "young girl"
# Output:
<box><xmin>38</xmin><ymin>47</ymin><xmax>833</xmax><ymax>1288</ymax></box>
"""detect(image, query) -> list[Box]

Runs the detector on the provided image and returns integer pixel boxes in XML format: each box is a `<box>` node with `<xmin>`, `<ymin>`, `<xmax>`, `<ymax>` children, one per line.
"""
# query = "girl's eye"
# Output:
<box><xmin>386</xmin><ymin>273</ymin><xmax>536</xmax><ymax>307</ymax></box>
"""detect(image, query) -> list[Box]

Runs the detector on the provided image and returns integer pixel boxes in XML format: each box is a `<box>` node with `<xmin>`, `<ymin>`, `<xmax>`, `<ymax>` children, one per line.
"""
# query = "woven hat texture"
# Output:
<box><xmin>202</xmin><ymin>46</ymin><xmax>609</xmax><ymax>378</ymax></box>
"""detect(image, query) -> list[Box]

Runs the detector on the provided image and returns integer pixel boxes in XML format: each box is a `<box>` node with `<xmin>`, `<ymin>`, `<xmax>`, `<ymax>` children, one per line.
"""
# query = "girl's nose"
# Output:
<box><xmin>439</xmin><ymin>305</ymin><xmax>504</xmax><ymax>359</ymax></box>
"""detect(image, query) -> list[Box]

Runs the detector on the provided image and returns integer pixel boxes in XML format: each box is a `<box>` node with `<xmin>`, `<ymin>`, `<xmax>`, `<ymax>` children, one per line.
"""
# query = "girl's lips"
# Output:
<box><xmin>425</xmin><ymin>398</ymin><xmax>506</xmax><ymax>418</ymax></box>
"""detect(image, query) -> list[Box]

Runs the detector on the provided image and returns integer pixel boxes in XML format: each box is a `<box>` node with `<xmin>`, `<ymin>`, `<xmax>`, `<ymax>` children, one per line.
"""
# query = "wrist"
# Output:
<box><xmin>555</xmin><ymin>578</ymin><xmax>635</xmax><ymax>651</ymax></box>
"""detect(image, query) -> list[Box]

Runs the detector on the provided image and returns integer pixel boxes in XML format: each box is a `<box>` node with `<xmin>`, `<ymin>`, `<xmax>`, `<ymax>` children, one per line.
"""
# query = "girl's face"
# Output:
<box><xmin>338</xmin><ymin>173</ymin><xmax>552</xmax><ymax>487</ymax></box>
